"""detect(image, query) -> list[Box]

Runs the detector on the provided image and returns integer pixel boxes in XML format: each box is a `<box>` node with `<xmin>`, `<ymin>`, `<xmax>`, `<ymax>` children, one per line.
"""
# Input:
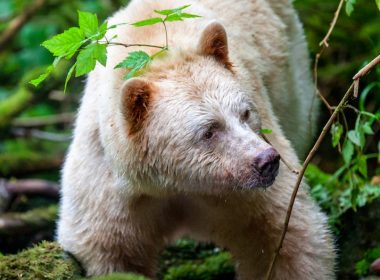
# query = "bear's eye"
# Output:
<box><xmin>241</xmin><ymin>109</ymin><xmax>250</xmax><ymax>121</ymax></box>
<box><xmin>204</xmin><ymin>130</ymin><xmax>214</xmax><ymax>140</ymax></box>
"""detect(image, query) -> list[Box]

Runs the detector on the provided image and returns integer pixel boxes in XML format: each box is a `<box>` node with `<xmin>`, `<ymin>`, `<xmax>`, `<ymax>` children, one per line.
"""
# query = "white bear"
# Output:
<box><xmin>58</xmin><ymin>0</ymin><xmax>334</xmax><ymax>279</ymax></box>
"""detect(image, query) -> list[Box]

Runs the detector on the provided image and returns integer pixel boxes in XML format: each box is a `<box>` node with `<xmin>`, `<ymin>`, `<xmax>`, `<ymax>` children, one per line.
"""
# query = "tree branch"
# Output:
<box><xmin>319</xmin><ymin>0</ymin><xmax>345</xmax><ymax>47</ymax></box>
<box><xmin>12</xmin><ymin>112</ymin><xmax>75</xmax><ymax>128</ymax></box>
<box><xmin>265</xmin><ymin>51</ymin><xmax>380</xmax><ymax>279</ymax></box>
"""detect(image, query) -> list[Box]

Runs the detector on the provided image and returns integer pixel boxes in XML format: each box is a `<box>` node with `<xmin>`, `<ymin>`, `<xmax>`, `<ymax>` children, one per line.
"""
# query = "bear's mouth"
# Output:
<box><xmin>239</xmin><ymin>166</ymin><xmax>279</xmax><ymax>189</ymax></box>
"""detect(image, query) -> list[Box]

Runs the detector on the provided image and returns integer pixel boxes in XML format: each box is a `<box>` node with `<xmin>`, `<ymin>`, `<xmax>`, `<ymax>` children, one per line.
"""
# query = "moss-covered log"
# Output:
<box><xmin>0</xmin><ymin>239</ymin><xmax>235</xmax><ymax>280</ymax></box>
<box><xmin>0</xmin><ymin>205</ymin><xmax>57</xmax><ymax>235</ymax></box>
<box><xmin>0</xmin><ymin>152</ymin><xmax>63</xmax><ymax>176</ymax></box>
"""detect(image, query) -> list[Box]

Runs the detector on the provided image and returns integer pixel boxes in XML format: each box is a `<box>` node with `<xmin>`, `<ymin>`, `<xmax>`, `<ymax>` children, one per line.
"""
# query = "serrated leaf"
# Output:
<box><xmin>132</xmin><ymin>17</ymin><xmax>162</xmax><ymax>27</ymax></box>
<box><xmin>115</xmin><ymin>51</ymin><xmax>151</xmax><ymax>79</ymax></box>
<box><xmin>348</xmin><ymin>130</ymin><xmax>361</xmax><ymax>147</ymax></box>
<box><xmin>29</xmin><ymin>57</ymin><xmax>61</xmax><ymax>87</ymax></box>
<box><xmin>42</xmin><ymin>27</ymin><xmax>85</xmax><ymax>59</ymax></box>
<box><xmin>357</xmin><ymin>155</ymin><xmax>368</xmax><ymax>178</ymax></box>
<box><xmin>76</xmin><ymin>43</ymin><xmax>107</xmax><ymax>77</ymax></box>
<box><xmin>331</xmin><ymin>122</ymin><xmax>343</xmax><ymax>147</ymax></box>
<box><xmin>342</xmin><ymin>140</ymin><xmax>354</xmax><ymax>164</ymax></box>
<box><xmin>64</xmin><ymin>62</ymin><xmax>77</xmax><ymax>93</ymax></box>
<box><xmin>154</xmin><ymin>5</ymin><xmax>191</xmax><ymax>16</ymax></box>
<box><xmin>78</xmin><ymin>11</ymin><xmax>99</xmax><ymax>38</ymax></box>
<box><xmin>260</xmin><ymin>128</ymin><xmax>272</xmax><ymax>134</ymax></box>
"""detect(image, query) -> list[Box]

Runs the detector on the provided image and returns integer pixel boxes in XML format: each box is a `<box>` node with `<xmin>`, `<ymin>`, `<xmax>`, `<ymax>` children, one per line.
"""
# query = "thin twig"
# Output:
<box><xmin>261</xmin><ymin>134</ymin><xmax>299</xmax><ymax>174</ymax></box>
<box><xmin>308</xmin><ymin>0</ymin><xmax>345</xmax><ymax>137</ymax></box>
<box><xmin>353</xmin><ymin>54</ymin><xmax>380</xmax><ymax>80</ymax></box>
<box><xmin>162</xmin><ymin>19</ymin><xmax>169</xmax><ymax>49</ymax></box>
<box><xmin>103</xmin><ymin>41</ymin><xmax>165</xmax><ymax>49</ymax></box>
<box><xmin>319</xmin><ymin>0</ymin><xmax>345</xmax><ymax>47</ymax></box>
<box><xmin>0</xmin><ymin>0</ymin><xmax>46</xmax><ymax>51</ymax></box>
<box><xmin>265</xmin><ymin>82</ymin><xmax>355</xmax><ymax>280</ymax></box>
<box><xmin>353</xmin><ymin>53</ymin><xmax>380</xmax><ymax>97</ymax></box>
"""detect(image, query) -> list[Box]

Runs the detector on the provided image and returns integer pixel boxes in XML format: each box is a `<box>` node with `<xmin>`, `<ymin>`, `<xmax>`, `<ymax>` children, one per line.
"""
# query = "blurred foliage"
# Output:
<box><xmin>0</xmin><ymin>0</ymin><xmax>379</xmax><ymax>279</ymax></box>
<box><xmin>355</xmin><ymin>247</ymin><xmax>380</xmax><ymax>276</ymax></box>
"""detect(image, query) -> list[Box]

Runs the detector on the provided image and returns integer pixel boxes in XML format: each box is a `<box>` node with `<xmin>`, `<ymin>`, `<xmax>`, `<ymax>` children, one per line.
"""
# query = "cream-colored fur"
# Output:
<box><xmin>57</xmin><ymin>0</ymin><xmax>334</xmax><ymax>279</ymax></box>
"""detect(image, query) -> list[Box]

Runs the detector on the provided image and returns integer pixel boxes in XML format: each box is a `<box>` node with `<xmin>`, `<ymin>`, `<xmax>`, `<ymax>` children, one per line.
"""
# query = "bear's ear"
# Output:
<box><xmin>198</xmin><ymin>22</ymin><xmax>232</xmax><ymax>70</ymax></box>
<box><xmin>121</xmin><ymin>78</ymin><xmax>155</xmax><ymax>136</ymax></box>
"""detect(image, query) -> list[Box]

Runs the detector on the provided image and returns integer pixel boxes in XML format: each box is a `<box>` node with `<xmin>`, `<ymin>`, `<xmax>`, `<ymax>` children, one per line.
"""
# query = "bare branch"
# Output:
<box><xmin>12</xmin><ymin>112</ymin><xmax>75</xmax><ymax>128</ymax></box>
<box><xmin>265</xmin><ymin>82</ymin><xmax>355</xmax><ymax>280</ymax></box>
<box><xmin>353</xmin><ymin>53</ymin><xmax>380</xmax><ymax>97</ymax></box>
<box><xmin>12</xmin><ymin>128</ymin><xmax>72</xmax><ymax>142</ymax></box>
<box><xmin>1</xmin><ymin>178</ymin><xmax>59</xmax><ymax>198</ymax></box>
<box><xmin>319</xmin><ymin>0</ymin><xmax>345</xmax><ymax>47</ymax></box>
<box><xmin>265</xmin><ymin>51</ymin><xmax>380</xmax><ymax>279</ymax></box>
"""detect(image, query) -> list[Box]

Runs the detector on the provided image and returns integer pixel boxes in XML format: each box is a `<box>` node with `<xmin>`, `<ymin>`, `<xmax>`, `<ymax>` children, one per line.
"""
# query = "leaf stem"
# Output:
<box><xmin>101</xmin><ymin>41</ymin><xmax>165</xmax><ymax>49</ymax></box>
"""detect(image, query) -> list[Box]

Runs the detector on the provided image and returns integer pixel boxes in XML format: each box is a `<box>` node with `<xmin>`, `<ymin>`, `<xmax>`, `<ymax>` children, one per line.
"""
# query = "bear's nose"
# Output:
<box><xmin>254</xmin><ymin>148</ymin><xmax>280</xmax><ymax>177</ymax></box>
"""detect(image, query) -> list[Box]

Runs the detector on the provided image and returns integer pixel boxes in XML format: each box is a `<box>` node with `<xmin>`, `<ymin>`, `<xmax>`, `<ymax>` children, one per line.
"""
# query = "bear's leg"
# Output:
<box><xmin>58</xmin><ymin>193</ymin><xmax>177</xmax><ymax>277</ymax></box>
<box><xmin>225</xmin><ymin>197</ymin><xmax>335</xmax><ymax>279</ymax></box>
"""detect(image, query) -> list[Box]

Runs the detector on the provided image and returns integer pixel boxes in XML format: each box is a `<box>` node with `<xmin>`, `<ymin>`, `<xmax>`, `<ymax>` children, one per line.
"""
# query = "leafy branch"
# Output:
<box><xmin>30</xmin><ymin>5</ymin><xmax>200</xmax><ymax>91</ymax></box>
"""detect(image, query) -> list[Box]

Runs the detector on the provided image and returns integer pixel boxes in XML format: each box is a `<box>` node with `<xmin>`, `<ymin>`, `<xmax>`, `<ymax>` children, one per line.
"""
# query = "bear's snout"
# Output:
<box><xmin>253</xmin><ymin>147</ymin><xmax>280</xmax><ymax>187</ymax></box>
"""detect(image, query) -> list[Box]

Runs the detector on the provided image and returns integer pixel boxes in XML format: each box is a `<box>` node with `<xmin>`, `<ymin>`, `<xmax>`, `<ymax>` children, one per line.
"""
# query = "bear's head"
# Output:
<box><xmin>118</xmin><ymin>22</ymin><xmax>280</xmax><ymax>194</ymax></box>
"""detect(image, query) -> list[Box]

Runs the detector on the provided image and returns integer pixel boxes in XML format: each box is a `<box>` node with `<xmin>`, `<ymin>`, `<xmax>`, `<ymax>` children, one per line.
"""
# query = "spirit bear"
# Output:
<box><xmin>58</xmin><ymin>0</ymin><xmax>335</xmax><ymax>279</ymax></box>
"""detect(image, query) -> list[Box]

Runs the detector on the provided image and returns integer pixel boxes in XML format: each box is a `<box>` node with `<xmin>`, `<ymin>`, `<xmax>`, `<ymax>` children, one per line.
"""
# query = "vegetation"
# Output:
<box><xmin>0</xmin><ymin>0</ymin><xmax>379</xmax><ymax>279</ymax></box>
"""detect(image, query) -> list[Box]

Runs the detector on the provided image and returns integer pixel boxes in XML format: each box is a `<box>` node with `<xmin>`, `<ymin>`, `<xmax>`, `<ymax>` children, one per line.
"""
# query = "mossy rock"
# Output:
<box><xmin>0</xmin><ymin>241</ymin><xmax>82</xmax><ymax>280</ymax></box>
<box><xmin>0</xmin><ymin>239</ymin><xmax>234</xmax><ymax>280</ymax></box>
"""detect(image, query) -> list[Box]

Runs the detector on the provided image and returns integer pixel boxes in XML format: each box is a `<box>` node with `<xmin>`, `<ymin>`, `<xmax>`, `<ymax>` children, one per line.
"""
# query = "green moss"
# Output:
<box><xmin>0</xmin><ymin>241</ymin><xmax>83</xmax><ymax>280</ymax></box>
<box><xmin>87</xmin><ymin>273</ymin><xmax>149</xmax><ymax>280</ymax></box>
<box><xmin>163</xmin><ymin>252</ymin><xmax>234</xmax><ymax>280</ymax></box>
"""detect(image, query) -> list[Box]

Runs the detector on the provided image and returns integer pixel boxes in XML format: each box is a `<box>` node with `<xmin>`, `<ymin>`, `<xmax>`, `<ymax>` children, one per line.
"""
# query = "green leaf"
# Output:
<box><xmin>348</xmin><ymin>130</ymin><xmax>362</xmax><ymax>147</ymax></box>
<box><xmin>362</xmin><ymin>122</ymin><xmax>374</xmax><ymax>135</ymax></box>
<box><xmin>342</xmin><ymin>140</ymin><xmax>354</xmax><ymax>164</ymax></box>
<box><xmin>260</xmin><ymin>128</ymin><xmax>272</xmax><ymax>134</ymax></box>
<box><xmin>29</xmin><ymin>57</ymin><xmax>61</xmax><ymax>87</ymax></box>
<box><xmin>376</xmin><ymin>0</ymin><xmax>380</xmax><ymax>11</ymax></box>
<box><xmin>357</xmin><ymin>155</ymin><xmax>368</xmax><ymax>178</ymax></box>
<box><xmin>78</xmin><ymin>11</ymin><xmax>99</xmax><ymax>38</ymax></box>
<box><xmin>98</xmin><ymin>21</ymin><xmax>108</xmax><ymax>39</ymax></box>
<box><xmin>180</xmin><ymin>12</ymin><xmax>202</xmax><ymax>19</ymax></box>
<box><xmin>331</xmin><ymin>122</ymin><xmax>343</xmax><ymax>147</ymax></box>
<box><xmin>64</xmin><ymin>62</ymin><xmax>77</xmax><ymax>93</ymax></box>
<box><xmin>132</xmin><ymin>17</ymin><xmax>162</xmax><ymax>27</ymax></box>
<box><xmin>115</xmin><ymin>51</ymin><xmax>151</xmax><ymax>79</ymax></box>
<box><xmin>42</xmin><ymin>27</ymin><xmax>85</xmax><ymax>59</ymax></box>
<box><xmin>165</xmin><ymin>14</ymin><xmax>185</xmax><ymax>22</ymax></box>
<box><xmin>154</xmin><ymin>5</ymin><xmax>191</xmax><ymax>16</ymax></box>
<box><xmin>75</xmin><ymin>43</ymin><xmax>107</xmax><ymax>77</ymax></box>
<box><xmin>345</xmin><ymin>0</ymin><xmax>356</xmax><ymax>16</ymax></box>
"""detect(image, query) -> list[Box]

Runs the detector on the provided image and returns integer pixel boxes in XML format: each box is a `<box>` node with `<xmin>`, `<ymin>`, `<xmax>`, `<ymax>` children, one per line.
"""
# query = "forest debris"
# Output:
<box><xmin>12</xmin><ymin>112</ymin><xmax>75</xmax><ymax>128</ymax></box>
<box><xmin>0</xmin><ymin>205</ymin><xmax>57</xmax><ymax>235</ymax></box>
<box><xmin>0</xmin><ymin>152</ymin><xmax>63</xmax><ymax>176</ymax></box>
<box><xmin>1</xmin><ymin>178</ymin><xmax>59</xmax><ymax>199</ymax></box>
